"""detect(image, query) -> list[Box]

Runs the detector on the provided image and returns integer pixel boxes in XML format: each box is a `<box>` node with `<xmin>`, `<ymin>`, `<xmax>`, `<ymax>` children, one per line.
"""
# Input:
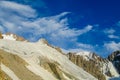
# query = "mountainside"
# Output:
<box><xmin>0</xmin><ymin>32</ymin><xmax>120</xmax><ymax>80</ymax></box>
<box><xmin>108</xmin><ymin>51</ymin><xmax>120</xmax><ymax>74</ymax></box>
<box><xmin>0</xmin><ymin>33</ymin><xmax>97</xmax><ymax>80</ymax></box>
<box><xmin>67</xmin><ymin>51</ymin><xmax>120</xmax><ymax>80</ymax></box>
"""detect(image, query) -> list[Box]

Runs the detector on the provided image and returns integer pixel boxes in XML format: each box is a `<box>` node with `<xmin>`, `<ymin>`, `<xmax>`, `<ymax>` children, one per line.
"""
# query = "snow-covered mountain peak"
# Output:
<box><xmin>0</xmin><ymin>32</ymin><xmax>27</xmax><ymax>41</ymax></box>
<box><xmin>76</xmin><ymin>51</ymin><xmax>91</xmax><ymax>56</ymax></box>
<box><xmin>2</xmin><ymin>34</ymin><xmax>16</xmax><ymax>41</ymax></box>
<box><xmin>37</xmin><ymin>38</ymin><xmax>50</xmax><ymax>46</ymax></box>
<box><xmin>37</xmin><ymin>38</ymin><xmax>48</xmax><ymax>43</ymax></box>
<box><xmin>75</xmin><ymin>51</ymin><xmax>95</xmax><ymax>61</ymax></box>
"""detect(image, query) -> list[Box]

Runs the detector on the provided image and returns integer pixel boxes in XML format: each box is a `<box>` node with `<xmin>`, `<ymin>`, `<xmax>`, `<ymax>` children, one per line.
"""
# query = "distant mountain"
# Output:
<box><xmin>67</xmin><ymin>51</ymin><xmax>120</xmax><ymax>80</ymax></box>
<box><xmin>108</xmin><ymin>51</ymin><xmax>120</xmax><ymax>74</ymax></box>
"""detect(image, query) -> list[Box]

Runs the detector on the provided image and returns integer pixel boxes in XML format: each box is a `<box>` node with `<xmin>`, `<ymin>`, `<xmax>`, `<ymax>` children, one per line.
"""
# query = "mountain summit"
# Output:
<box><xmin>0</xmin><ymin>32</ymin><xmax>27</xmax><ymax>41</ymax></box>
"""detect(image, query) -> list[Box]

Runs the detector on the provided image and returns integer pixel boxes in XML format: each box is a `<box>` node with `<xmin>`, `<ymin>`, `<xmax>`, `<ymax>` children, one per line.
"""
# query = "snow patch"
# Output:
<box><xmin>1</xmin><ymin>63</ymin><xmax>20</xmax><ymax>80</ymax></box>
<box><xmin>62</xmin><ymin>73</ymin><xmax>73</xmax><ymax>80</ymax></box>
<box><xmin>108</xmin><ymin>62</ymin><xmax>119</xmax><ymax>77</ymax></box>
<box><xmin>101</xmin><ymin>62</ymin><xmax>119</xmax><ymax>80</ymax></box>
<box><xmin>76</xmin><ymin>51</ymin><xmax>92</xmax><ymax>61</ymax></box>
<box><xmin>76</xmin><ymin>51</ymin><xmax>91</xmax><ymax>56</ymax></box>
<box><xmin>2</xmin><ymin>34</ymin><xmax>16</xmax><ymax>41</ymax></box>
<box><xmin>26</xmin><ymin>64</ymin><xmax>57</xmax><ymax>80</ymax></box>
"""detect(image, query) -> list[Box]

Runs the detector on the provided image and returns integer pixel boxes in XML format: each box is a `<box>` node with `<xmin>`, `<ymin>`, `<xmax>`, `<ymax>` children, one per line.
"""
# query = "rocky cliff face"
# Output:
<box><xmin>67</xmin><ymin>52</ymin><xmax>106</xmax><ymax>80</ymax></box>
<box><xmin>108</xmin><ymin>51</ymin><xmax>120</xmax><ymax>74</ymax></box>
<box><xmin>67</xmin><ymin>51</ymin><xmax>120</xmax><ymax>80</ymax></box>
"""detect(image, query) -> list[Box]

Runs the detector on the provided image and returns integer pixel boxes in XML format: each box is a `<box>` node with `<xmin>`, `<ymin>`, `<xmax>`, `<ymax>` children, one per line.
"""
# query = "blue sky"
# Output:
<box><xmin>0</xmin><ymin>0</ymin><xmax>120</xmax><ymax>57</ymax></box>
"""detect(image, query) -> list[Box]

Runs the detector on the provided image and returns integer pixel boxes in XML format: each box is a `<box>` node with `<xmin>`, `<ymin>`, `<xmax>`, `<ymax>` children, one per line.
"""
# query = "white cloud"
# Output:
<box><xmin>0</xmin><ymin>1</ymin><xmax>93</xmax><ymax>50</ymax></box>
<box><xmin>104</xmin><ymin>28</ymin><xmax>119</xmax><ymax>39</ymax></box>
<box><xmin>104</xmin><ymin>28</ymin><xmax>115</xmax><ymax>34</ymax></box>
<box><xmin>117</xmin><ymin>21</ymin><xmax>120</xmax><ymax>27</ymax></box>
<box><xmin>61</xmin><ymin>43</ymin><xmax>94</xmax><ymax>54</ymax></box>
<box><xmin>108</xmin><ymin>35</ymin><xmax>119</xmax><ymax>39</ymax></box>
<box><xmin>0</xmin><ymin>1</ymin><xmax>37</xmax><ymax>33</ymax></box>
<box><xmin>0</xmin><ymin>1</ymin><xmax>36</xmax><ymax>18</ymax></box>
<box><xmin>78</xmin><ymin>43</ymin><xmax>93</xmax><ymax>49</ymax></box>
<box><xmin>78</xmin><ymin>25</ymin><xmax>93</xmax><ymax>34</ymax></box>
<box><xmin>104</xmin><ymin>41</ymin><xmax>120</xmax><ymax>51</ymax></box>
<box><xmin>49</xmin><ymin>12</ymin><xmax>71</xmax><ymax>21</ymax></box>
<box><xmin>0</xmin><ymin>1</ymin><xmax>93</xmax><ymax>38</ymax></box>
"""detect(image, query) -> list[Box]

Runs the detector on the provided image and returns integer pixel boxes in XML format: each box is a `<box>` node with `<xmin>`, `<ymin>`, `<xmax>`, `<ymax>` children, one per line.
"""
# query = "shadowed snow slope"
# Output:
<box><xmin>0</xmin><ymin>39</ymin><xmax>97</xmax><ymax>80</ymax></box>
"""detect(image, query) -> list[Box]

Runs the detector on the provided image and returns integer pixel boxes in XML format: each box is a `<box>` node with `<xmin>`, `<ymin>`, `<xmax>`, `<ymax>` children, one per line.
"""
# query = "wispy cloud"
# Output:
<box><xmin>104</xmin><ymin>28</ymin><xmax>119</xmax><ymax>39</ymax></box>
<box><xmin>104</xmin><ymin>28</ymin><xmax>115</xmax><ymax>34</ymax></box>
<box><xmin>0</xmin><ymin>1</ymin><xmax>37</xmax><ymax>18</ymax></box>
<box><xmin>117</xmin><ymin>21</ymin><xmax>120</xmax><ymax>27</ymax></box>
<box><xmin>0</xmin><ymin>1</ymin><xmax>93</xmax><ymax>50</ymax></box>
<box><xmin>78</xmin><ymin>43</ymin><xmax>94</xmax><ymax>49</ymax></box>
<box><xmin>104</xmin><ymin>41</ymin><xmax>120</xmax><ymax>52</ymax></box>
<box><xmin>0</xmin><ymin>1</ymin><xmax>37</xmax><ymax>33</ymax></box>
<box><xmin>108</xmin><ymin>35</ymin><xmax>119</xmax><ymax>39</ymax></box>
<box><xmin>2</xmin><ymin>1</ymin><xmax>119</xmax><ymax>56</ymax></box>
<box><xmin>61</xmin><ymin>43</ymin><xmax>94</xmax><ymax>54</ymax></box>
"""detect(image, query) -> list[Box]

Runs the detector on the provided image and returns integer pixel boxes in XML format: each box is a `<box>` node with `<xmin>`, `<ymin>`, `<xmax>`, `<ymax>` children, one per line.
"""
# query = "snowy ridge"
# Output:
<box><xmin>0</xmin><ymin>39</ymin><xmax>97</xmax><ymax>80</ymax></box>
<box><xmin>68</xmin><ymin>51</ymin><xmax>120</xmax><ymax>80</ymax></box>
<box><xmin>2</xmin><ymin>34</ymin><xmax>16</xmax><ymax>41</ymax></box>
<box><xmin>108</xmin><ymin>62</ymin><xmax>119</xmax><ymax>76</ymax></box>
<box><xmin>76</xmin><ymin>51</ymin><xmax>93</xmax><ymax>61</ymax></box>
<box><xmin>76</xmin><ymin>51</ymin><xmax>91</xmax><ymax>56</ymax></box>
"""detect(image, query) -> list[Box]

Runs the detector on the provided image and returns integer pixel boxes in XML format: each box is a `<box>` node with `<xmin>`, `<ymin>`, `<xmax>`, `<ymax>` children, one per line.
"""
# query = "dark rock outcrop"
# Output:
<box><xmin>108</xmin><ymin>51</ymin><xmax>120</xmax><ymax>74</ymax></box>
<box><xmin>0</xmin><ymin>32</ymin><xmax>3</xmax><ymax>39</ymax></box>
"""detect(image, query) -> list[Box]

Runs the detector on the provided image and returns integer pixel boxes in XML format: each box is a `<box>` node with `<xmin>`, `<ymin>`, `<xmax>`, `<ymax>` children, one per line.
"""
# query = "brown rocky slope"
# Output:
<box><xmin>66</xmin><ymin>51</ymin><xmax>120</xmax><ymax>80</ymax></box>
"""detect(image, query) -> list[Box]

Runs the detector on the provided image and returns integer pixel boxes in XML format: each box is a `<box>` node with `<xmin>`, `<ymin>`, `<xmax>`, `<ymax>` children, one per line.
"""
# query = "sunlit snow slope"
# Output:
<box><xmin>0</xmin><ymin>39</ymin><xmax>97</xmax><ymax>80</ymax></box>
